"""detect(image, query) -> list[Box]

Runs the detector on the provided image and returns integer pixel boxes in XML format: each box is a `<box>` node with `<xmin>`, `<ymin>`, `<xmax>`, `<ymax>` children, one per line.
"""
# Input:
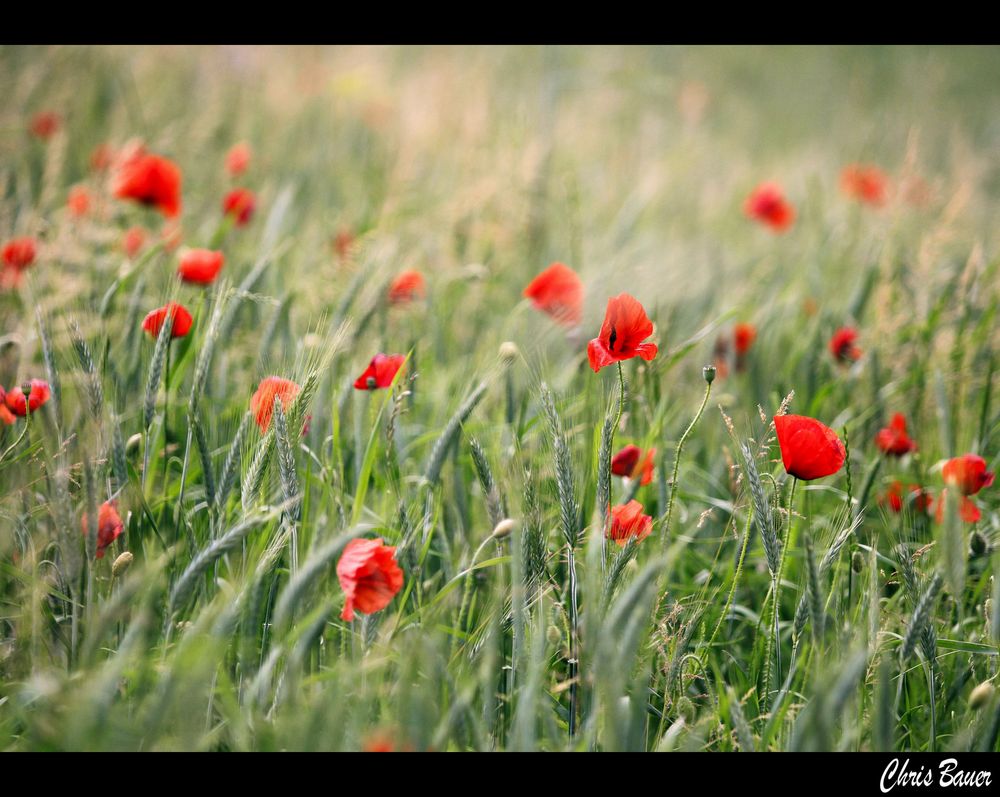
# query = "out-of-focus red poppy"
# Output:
<box><xmin>879</xmin><ymin>481</ymin><xmax>931</xmax><ymax>514</ymax></box>
<box><xmin>523</xmin><ymin>262</ymin><xmax>584</xmax><ymax>326</ymax></box>
<box><xmin>829</xmin><ymin>326</ymin><xmax>861</xmax><ymax>363</ymax></box>
<box><xmin>334</xmin><ymin>227</ymin><xmax>356</xmax><ymax>260</ymax></box>
<box><xmin>713</xmin><ymin>335</ymin><xmax>730</xmax><ymax>380</ymax></box>
<box><xmin>773</xmin><ymin>414</ymin><xmax>845</xmax><ymax>481</ymax></box>
<box><xmin>930</xmin><ymin>490</ymin><xmax>983</xmax><ymax>524</ymax></box>
<box><xmin>942</xmin><ymin>454</ymin><xmax>994</xmax><ymax>496</ymax></box>
<box><xmin>226</xmin><ymin>142</ymin><xmax>251</xmax><ymax>177</ymax></box>
<box><xmin>250</xmin><ymin>376</ymin><xmax>301</xmax><ymax>433</ymax></box>
<box><xmin>607</xmin><ymin>500</ymin><xmax>653</xmax><ymax>547</ymax></box>
<box><xmin>142</xmin><ymin>302</ymin><xmax>193</xmax><ymax>339</ymax></box>
<box><xmin>875</xmin><ymin>413</ymin><xmax>917</xmax><ymax>457</ymax></box>
<box><xmin>388</xmin><ymin>270</ymin><xmax>426</xmax><ymax>304</ymax></box>
<box><xmin>0</xmin><ymin>388</ymin><xmax>15</xmax><ymax>425</ymax></box>
<box><xmin>5</xmin><ymin>379</ymin><xmax>52</xmax><ymax>417</ymax></box>
<box><xmin>733</xmin><ymin>322</ymin><xmax>757</xmax><ymax>356</ymax></box>
<box><xmin>337</xmin><ymin>537</ymin><xmax>404</xmax><ymax>621</ymax></box>
<box><xmin>111</xmin><ymin>152</ymin><xmax>182</xmax><ymax>218</ymax></box>
<box><xmin>91</xmin><ymin>143</ymin><xmax>114</xmax><ymax>172</ymax></box>
<box><xmin>81</xmin><ymin>500</ymin><xmax>125</xmax><ymax>559</ymax></box>
<box><xmin>123</xmin><ymin>227</ymin><xmax>147</xmax><ymax>258</ymax></box>
<box><xmin>67</xmin><ymin>185</ymin><xmax>91</xmax><ymax>218</ymax></box>
<box><xmin>30</xmin><ymin>111</ymin><xmax>60</xmax><ymax>140</ymax></box>
<box><xmin>611</xmin><ymin>444</ymin><xmax>656</xmax><ymax>486</ymax></box>
<box><xmin>587</xmin><ymin>293</ymin><xmax>658</xmax><ymax>373</ymax></box>
<box><xmin>354</xmin><ymin>354</ymin><xmax>406</xmax><ymax>391</ymax></box>
<box><xmin>744</xmin><ymin>183</ymin><xmax>795</xmax><ymax>232</ymax></box>
<box><xmin>2</xmin><ymin>237</ymin><xmax>37</xmax><ymax>274</ymax></box>
<box><xmin>222</xmin><ymin>188</ymin><xmax>256</xmax><ymax>226</ymax></box>
<box><xmin>177</xmin><ymin>248</ymin><xmax>224</xmax><ymax>285</ymax></box>
<box><xmin>841</xmin><ymin>164</ymin><xmax>888</xmax><ymax>206</ymax></box>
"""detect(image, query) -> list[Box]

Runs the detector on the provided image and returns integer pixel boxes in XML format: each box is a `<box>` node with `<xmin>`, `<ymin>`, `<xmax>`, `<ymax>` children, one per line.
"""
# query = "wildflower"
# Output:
<box><xmin>81</xmin><ymin>500</ymin><xmax>125</xmax><ymax>559</ymax></box>
<box><xmin>142</xmin><ymin>302</ymin><xmax>193</xmax><ymax>339</ymax></box>
<box><xmin>250</xmin><ymin>376</ymin><xmax>301</xmax><ymax>433</ymax></box>
<box><xmin>337</xmin><ymin>537</ymin><xmax>404</xmax><ymax>621</ymax></box>
<box><xmin>829</xmin><ymin>326</ymin><xmax>861</xmax><ymax>363</ymax></box>
<box><xmin>177</xmin><ymin>248</ymin><xmax>224</xmax><ymax>285</ymax></box>
<box><xmin>744</xmin><ymin>183</ymin><xmax>795</xmax><ymax>232</ymax></box>
<box><xmin>388</xmin><ymin>269</ymin><xmax>426</xmax><ymax>304</ymax></box>
<box><xmin>523</xmin><ymin>262</ymin><xmax>583</xmax><ymax>326</ymax></box>
<box><xmin>67</xmin><ymin>185</ymin><xmax>92</xmax><ymax>217</ymax></box>
<box><xmin>733</xmin><ymin>322</ymin><xmax>757</xmax><ymax>355</ymax></box>
<box><xmin>90</xmin><ymin>143</ymin><xmax>114</xmax><ymax>172</ymax></box>
<box><xmin>354</xmin><ymin>353</ymin><xmax>406</xmax><ymax>391</ymax></box>
<box><xmin>841</xmin><ymin>164</ymin><xmax>888</xmax><ymax>206</ymax></box>
<box><xmin>123</xmin><ymin>227</ymin><xmax>147</xmax><ymax>258</ymax></box>
<box><xmin>880</xmin><ymin>481</ymin><xmax>931</xmax><ymax>514</ymax></box>
<box><xmin>4</xmin><ymin>379</ymin><xmax>51</xmax><ymax>417</ymax></box>
<box><xmin>930</xmin><ymin>490</ymin><xmax>983</xmax><ymax>524</ymax></box>
<box><xmin>30</xmin><ymin>111</ymin><xmax>60</xmax><ymax>140</ymax></box>
<box><xmin>2</xmin><ymin>237</ymin><xmax>37</xmax><ymax>272</ymax></box>
<box><xmin>587</xmin><ymin>293</ymin><xmax>658</xmax><ymax>373</ymax></box>
<box><xmin>222</xmin><ymin>188</ymin><xmax>256</xmax><ymax>226</ymax></box>
<box><xmin>226</xmin><ymin>142</ymin><xmax>251</xmax><ymax>176</ymax></box>
<box><xmin>875</xmin><ymin>413</ymin><xmax>917</xmax><ymax>457</ymax></box>
<box><xmin>607</xmin><ymin>500</ymin><xmax>653</xmax><ymax>547</ymax></box>
<box><xmin>773</xmin><ymin>414</ymin><xmax>846</xmax><ymax>481</ymax></box>
<box><xmin>610</xmin><ymin>444</ymin><xmax>656</xmax><ymax>486</ymax></box>
<box><xmin>111</xmin><ymin>152</ymin><xmax>182</xmax><ymax>218</ymax></box>
<box><xmin>942</xmin><ymin>454</ymin><xmax>994</xmax><ymax>496</ymax></box>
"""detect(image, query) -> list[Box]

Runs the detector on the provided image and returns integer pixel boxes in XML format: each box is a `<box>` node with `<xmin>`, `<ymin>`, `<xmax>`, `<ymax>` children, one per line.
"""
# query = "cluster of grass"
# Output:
<box><xmin>0</xmin><ymin>45</ymin><xmax>998</xmax><ymax>751</ymax></box>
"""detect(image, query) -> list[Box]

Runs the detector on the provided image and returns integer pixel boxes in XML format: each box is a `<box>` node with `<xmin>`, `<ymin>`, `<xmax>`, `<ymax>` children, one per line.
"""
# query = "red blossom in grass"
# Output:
<box><xmin>733</xmin><ymin>322</ymin><xmax>757</xmax><ymax>356</ymax></box>
<box><xmin>123</xmin><ymin>227</ymin><xmax>147</xmax><ymax>258</ymax></box>
<box><xmin>226</xmin><ymin>142</ymin><xmax>251</xmax><ymax>177</ymax></box>
<box><xmin>2</xmin><ymin>237</ymin><xmax>37</xmax><ymax>284</ymax></box>
<box><xmin>744</xmin><ymin>183</ymin><xmax>795</xmax><ymax>232</ymax></box>
<box><xmin>250</xmin><ymin>376</ymin><xmax>301</xmax><ymax>433</ymax></box>
<box><xmin>354</xmin><ymin>354</ymin><xmax>406</xmax><ymax>391</ymax></box>
<box><xmin>142</xmin><ymin>302</ymin><xmax>193</xmax><ymax>339</ymax></box>
<box><xmin>177</xmin><ymin>248</ymin><xmax>224</xmax><ymax>285</ymax></box>
<box><xmin>333</xmin><ymin>227</ymin><xmax>356</xmax><ymax>260</ymax></box>
<box><xmin>111</xmin><ymin>152</ymin><xmax>182</xmax><ymax>218</ymax></box>
<box><xmin>30</xmin><ymin>111</ymin><xmax>60</xmax><ymax>140</ymax></box>
<box><xmin>222</xmin><ymin>188</ymin><xmax>256</xmax><ymax>226</ymax></box>
<box><xmin>337</xmin><ymin>537</ymin><xmax>404</xmax><ymax>621</ymax></box>
<box><xmin>607</xmin><ymin>500</ymin><xmax>653</xmax><ymax>547</ymax></box>
<box><xmin>523</xmin><ymin>262</ymin><xmax>584</xmax><ymax>326</ymax></box>
<box><xmin>388</xmin><ymin>270</ymin><xmax>426</xmax><ymax>305</ymax></box>
<box><xmin>5</xmin><ymin>379</ymin><xmax>52</xmax><ymax>417</ymax></box>
<box><xmin>942</xmin><ymin>454</ymin><xmax>994</xmax><ymax>496</ymax></box>
<box><xmin>841</xmin><ymin>164</ymin><xmax>888</xmax><ymax>206</ymax></box>
<box><xmin>67</xmin><ymin>185</ymin><xmax>91</xmax><ymax>218</ymax></box>
<box><xmin>829</xmin><ymin>326</ymin><xmax>861</xmax><ymax>363</ymax></box>
<box><xmin>879</xmin><ymin>481</ymin><xmax>931</xmax><ymax>514</ymax></box>
<box><xmin>81</xmin><ymin>500</ymin><xmax>125</xmax><ymax>559</ymax></box>
<box><xmin>0</xmin><ymin>388</ymin><xmax>15</xmax><ymax>425</ymax></box>
<box><xmin>930</xmin><ymin>490</ymin><xmax>983</xmax><ymax>524</ymax></box>
<box><xmin>611</xmin><ymin>444</ymin><xmax>656</xmax><ymax>486</ymax></box>
<box><xmin>773</xmin><ymin>414</ymin><xmax>846</xmax><ymax>481</ymax></box>
<box><xmin>587</xmin><ymin>293</ymin><xmax>658</xmax><ymax>373</ymax></box>
<box><xmin>875</xmin><ymin>413</ymin><xmax>917</xmax><ymax>457</ymax></box>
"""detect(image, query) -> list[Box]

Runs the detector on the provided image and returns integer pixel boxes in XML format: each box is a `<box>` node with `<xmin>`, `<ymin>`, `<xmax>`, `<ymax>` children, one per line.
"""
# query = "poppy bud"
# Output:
<box><xmin>969</xmin><ymin>681</ymin><xmax>996</xmax><ymax>710</ymax></box>
<box><xmin>852</xmin><ymin>551</ymin><xmax>865</xmax><ymax>573</ymax></box>
<box><xmin>499</xmin><ymin>341</ymin><xmax>519</xmax><ymax>364</ymax></box>
<box><xmin>112</xmin><ymin>551</ymin><xmax>134</xmax><ymax>578</ymax></box>
<box><xmin>546</xmin><ymin>624</ymin><xmax>562</xmax><ymax>647</ymax></box>
<box><xmin>703</xmin><ymin>365</ymin><xmax>716</xmax><ymax>384</ymax></box>
<box><xmin>492</xmin><ymin>518</ymin><xmax>515</xmax><ymax>539</ymax></box>
<box><xmin>126</xmin><ymin>433</ymin><xmax>143</xmax><ymax>456</ymax></box>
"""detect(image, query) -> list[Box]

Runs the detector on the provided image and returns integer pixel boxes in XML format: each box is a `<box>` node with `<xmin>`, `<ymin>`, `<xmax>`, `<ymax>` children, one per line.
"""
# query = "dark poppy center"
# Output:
<box><xmin>608</xmin><ymin>326</ymin><xmax>618</xmax><ymax>351</ymax></box>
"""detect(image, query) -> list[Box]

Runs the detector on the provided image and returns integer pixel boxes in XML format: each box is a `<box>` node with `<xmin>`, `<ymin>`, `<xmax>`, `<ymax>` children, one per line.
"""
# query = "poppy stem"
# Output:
<box><xmin>765</xmin><ymin>476</ymin><xmax>797</xmax><ymax>699</ymax></box>
<box><xmin>661</xmin><ymin>377</ymin><xmax>713</xmax><ymax>545</ymax></box>
<box><xmin>162</xmin><ymin>341</ymin><xmax>171</xmax><ymax>497</ymax></box>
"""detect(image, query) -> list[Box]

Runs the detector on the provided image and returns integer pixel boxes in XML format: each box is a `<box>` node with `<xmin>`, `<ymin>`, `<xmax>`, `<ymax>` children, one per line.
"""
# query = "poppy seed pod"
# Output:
<box><xmin>703</xmin><ymin>365</ymin><xmax>716</xmax><ymax>384</ymax></box>
<box><xmin>851</xmin><ymin>551</ymin><xmax>865</xmax><ymax>573</ymax></box>
<box><xmin>112</xmin><ymin>551</ymin><xmax>134</xmax><ymax>578</ymax></box>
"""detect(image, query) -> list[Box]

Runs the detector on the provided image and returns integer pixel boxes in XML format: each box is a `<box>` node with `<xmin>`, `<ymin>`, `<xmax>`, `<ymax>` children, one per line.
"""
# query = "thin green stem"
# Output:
<box><xmin>706</xmin><ymin>504</ymin><xmax>755</xmax><ymax>652</ymax></box>
<box><xmin>764</xmin><ymin>477</ymin><xmax>797</xmax><ymax>700</ymax></box>
<box><xmin>661</xmin><ymin>379</ymin><xmax>712</xmax><ymax>545</ymax></box>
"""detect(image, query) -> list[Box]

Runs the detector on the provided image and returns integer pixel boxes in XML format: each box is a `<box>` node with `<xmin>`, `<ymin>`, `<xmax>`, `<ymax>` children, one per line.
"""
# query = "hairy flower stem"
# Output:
<box><xmin>604</xmin><ymin>362</ymin><xmax>626</xmax><ymax>531</ymax></box>
<box><xmin>764</xmin><ymin>477</ymin><xmax>797</xmax><ymax>699</ymax></box>
<box><xmin>705</xmin><ymin>504</ymin><xmax>754</xmax><ymax>652</ymax></box>
<box><xmin>661</xmin><ymin>379</ymin><xmax>712</xmax><ymax>546</ymax></box>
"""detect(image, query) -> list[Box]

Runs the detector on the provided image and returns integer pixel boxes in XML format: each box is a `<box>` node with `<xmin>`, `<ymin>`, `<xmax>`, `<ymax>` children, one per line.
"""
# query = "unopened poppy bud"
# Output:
<box><xmin>546</xmin><ymin>624</ymin><xmax>562</xmax><ymax>647</ymax></box>
<box><xmin>675</xmin><ymin>696</ymin><xmax>696</xmax><ymax>724</ymax></box>
<box><xmin>970</xmin><ymin>531</ymin><xmax>988</xmax><ymax>558</ymax></box>
<box><xmin>499</xmin><ymin>341</ymin><xmax>519</xmax><ymax>364</ymax></box>
<box><xmin>112</xmin><ymin>551</ymin><xmax>134</xmax><ymax>578</ymax></box>
<box><xmin>852</xmin><ymin>551</ymin><xmax>865</xmax><ymax>573</ymax></box>
<box><xmin>126</xmin><ymin>433</ymin><xmax>142</xmax><ymax>456</ymax></box>
<box><xmin>702</xmin><ymin>365</ymin><xmax>716</xmax><ymax>384</ymax></box>
<box><xmin>492</xmin><ymin>518</ymin><xmax>515</xmax><ymax>539</ymax></box>
<box><xmin>969</xmin><ymin>681</ymin><xmax>996</xmax><ymax>710</ymax></box>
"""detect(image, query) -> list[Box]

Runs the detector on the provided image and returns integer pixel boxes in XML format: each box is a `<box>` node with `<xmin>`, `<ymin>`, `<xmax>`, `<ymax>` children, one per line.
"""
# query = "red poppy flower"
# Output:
<box><xmin>111</xmin><ymin>152</ymin><xmax>182</xmax><ymax>218</ymax></box>
<box><xmin>610</xmin><ymin>444</ymin><xmax>656</xmax><ymax>486</ymax></box>
<box><xmin>388</xmin><ymin>270</ymin><xmax>426</xmax><ymax>304</ymax></box>
<box><xmin>744</xmin><ymin>183</ymin><xmax>795</xmax><ymax>232</ymax></box>
<box><xmin>123</xmin><ymin>227</ymin><xmax>146</xmax><ymax>258</ymax></box>
<box><xmin>607</xmin><ymin>500</ymin><xmax>653</xmax><ymax>547</ymax></box>
<box><xmin>177</xmin><ymin>249</ymin><xmax>224</xmax><ymax>285</ymax></box>
<box><xmin>5</xmin><ymin>379</ymin><xmax>52</xmax><ymax>417</ymax></box>
<box><xmin>30</xmin><ymin>111</ymin><xmax>60</xmax><ymax>140</ymax></box>
<box><xmin>222</xmin><ymin>188</ymin><xmax>256</xmax><ymax>226</ymax></box>
<box><xmin>773</xmin><ymin>414</ymin><xmax>846</xmax><ymax>481</ymax></box>
<box><xmin>875</xmin><ymin>413</ymin><xmax>917</xmax><ymax>457</ymax></box>
<box><xmin>142</xmin><ymin>302</ymin><xmax>193</xmax><ymax>339</ymax></box>
<box><xmin>942</xmin><ymin>454</ymin><xmax>995</xmax><ymax>496</ymax></box>
<box><xmin>880</xmin><ymin>481</ymin><xmax>931</xmax><ymax>514</ymax></box>
<box><xmin>250</xmin><ymin>376</ymin><xmax>301</xmax><ymax>433</ymax></box>
<box><xmin>0</xmin><ymin>388</ymin><xmax>15</xmax><ymax>425</ymax></box>
<box><xmin>733</xmin><ymin>322</ymin><xmax>757</xmax><ymax>356</ymax></box>
<box><xmin>930</xmin><ymin>490</ymin><xmax>983</xmax><ymax>524</ymax></box>
<box><xmin>337</xmin><ymin>537</ymin><xmax>404</xmax><ymax>621</ymax></box>
<box><xmin>587</xmin><ymin>293</ymin><xmax>658</xmax><ymax>373</ymax></box>
<box><xmin>523</xmin><ymin>262</ymin><xmax>584</xmax><ymax>326</ymax></box>
<box><xmin>354</xmin><ymin>354</ymin><xmax>406</xmax><ymax>391</ymax></box>
<box><xmin>841</xmin><ymin>164</ymin><xmax>888</xmax><ymax>206</ymax></box>
<box><xmin>81</xmin><ymin>500</ymin><xmax>125</xmax><ymax>559</ymax></box>
<box><xmin>226</xmin><ymin>142</ymin><xmax>251</xmax><ymax>177</ymax></box>
<box><xmin>67</xmin><ymin>185</ymin><xmax>91</xmax><ymax>218</ymax></box>
<box><xmin>829</xmin><ymin>326</ymin><xmax>861</xmax><ymax>363</ymax></box>
<box><xmin>2</xmin><ymin>237</ymin><xmax>37</xmax><ymax>273</ymax></box>
<box><xmin>334</xmin><ymin>227</ymin><xmax>356</xmax><ymax>260</ymax></box>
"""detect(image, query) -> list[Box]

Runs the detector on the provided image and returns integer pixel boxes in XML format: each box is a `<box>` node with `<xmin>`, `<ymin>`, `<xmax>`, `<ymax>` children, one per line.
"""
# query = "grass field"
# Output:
<box><xmin>1</xmin><ymin>44</ymin><xmax>999</xmax><ymax>752</ymax></box>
